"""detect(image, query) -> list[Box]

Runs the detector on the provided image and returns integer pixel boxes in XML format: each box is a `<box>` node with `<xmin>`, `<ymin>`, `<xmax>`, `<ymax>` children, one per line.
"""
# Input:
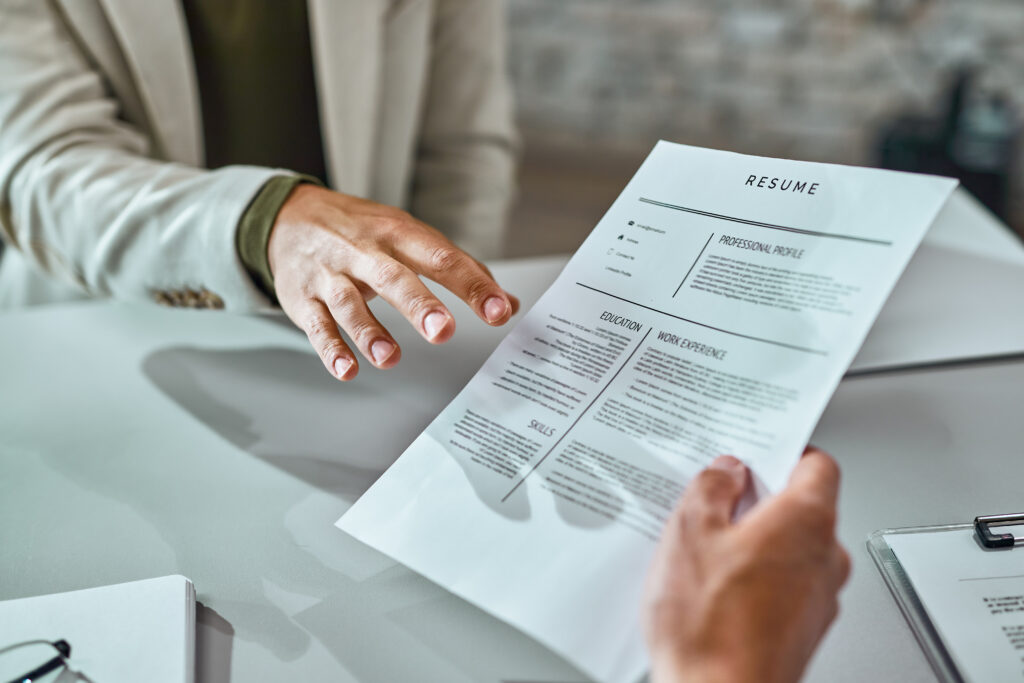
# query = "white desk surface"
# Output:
<box><xmin>2</xmin><ymin>196</ymin><xmax>1023</xmax><ymax>683</ymax></box>
<box><xmin>924</xmin><ymin>187</ymin><xmax>1024</xmax><ymax>266</ymax></box>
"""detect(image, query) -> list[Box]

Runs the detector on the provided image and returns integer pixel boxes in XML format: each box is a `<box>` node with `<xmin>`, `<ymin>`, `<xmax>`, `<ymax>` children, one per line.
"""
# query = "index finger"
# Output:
<box><xmin>784</xmin><ymin>446</ymin><xmax>840</xmax><ymax>509</ymax></box>
<box><xmin>398</xmin><ymin>227</ymin><xmax>516</xmax><ymax>326</ymax></box>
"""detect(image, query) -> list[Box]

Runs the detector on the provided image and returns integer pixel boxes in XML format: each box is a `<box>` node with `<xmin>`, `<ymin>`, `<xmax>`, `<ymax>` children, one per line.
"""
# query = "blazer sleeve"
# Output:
<box><xmin>0</xmin><ymin>0</ymin><xmax>282</xmax><ymax>310</ymax></box>
<box><xmin>408</xmin><ymin>0</ymin><xmax>519</xmax><ymax>261</ymax></box>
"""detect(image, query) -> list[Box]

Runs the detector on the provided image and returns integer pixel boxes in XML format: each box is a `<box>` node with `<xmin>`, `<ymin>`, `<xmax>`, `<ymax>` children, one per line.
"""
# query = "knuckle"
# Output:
<box><xmin>404</xmin><ymin>292</ymin><xmax>439</xmax><ymax>317</ymax></box>
<box><xmin>346</xmin><ymin>318</ymin><xmax>381</xmax><ymax>345</ymax></box>
<box><xmin>464</xmin><ymin>277</ymin><xmax>494</xmax><ymax>304</ymax></box>
<box><xmin>371</xmin><ymin>259</ymin><xmax>408</xmax><ymax>291</ymax></box>
<box><xmin>305</xmin><ymin>316</ymin><xmax>336</xmax><ymax>341</ymax></box>
<box><xmin>325</xmin><ymin>283</ymin><xmax>363</xmax><ymax>312</ymax></box>
<box><xmin>373</xmin><ymin>213</ymin><xmax>411</xmax><ymax>237</ymax></box>
<box><xmin>429</xmin><ymin>244</ymin><xmax>466</xmax><ymax>273</ymax></box>
<box><xmin>326</xmin><ymin>236</ymin><xmax>356</xmax><ymax>265</ymax></box>
<box><xmin>319</xmin><ymin>338</ymin><xmax>349</xmax><ymax>359</ymax></box>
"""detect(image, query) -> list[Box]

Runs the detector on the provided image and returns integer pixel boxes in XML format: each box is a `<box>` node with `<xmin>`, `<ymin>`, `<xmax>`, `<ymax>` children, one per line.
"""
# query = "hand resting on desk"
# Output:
<box><xmin>645</xmin><ymin>448</ymin><xmax>850</xmax><ymax>683</ymax></box>
<box><xmin>268</xmin><ymin>184</ymin><xmax>520</xmax><ymax>381</ymax></box>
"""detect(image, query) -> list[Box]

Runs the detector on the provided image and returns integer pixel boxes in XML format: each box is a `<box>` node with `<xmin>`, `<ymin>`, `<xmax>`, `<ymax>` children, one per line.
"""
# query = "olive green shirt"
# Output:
<box><xmin>182</xmin><ymin>0</ymin><xmax>327</xmax><ymax>301</ymax></box>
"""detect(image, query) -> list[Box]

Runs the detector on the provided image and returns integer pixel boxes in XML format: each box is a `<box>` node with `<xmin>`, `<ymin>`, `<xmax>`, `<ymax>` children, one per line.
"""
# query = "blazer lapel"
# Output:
<box><xmin>96</xmin><ymin>0</ymin><xmax>202</xmax><ymax>166</ymax></box>
<box><xmin>307</xmin><ymin>0</ymin><xmax>385</xmax><ymax>196</ymax></box>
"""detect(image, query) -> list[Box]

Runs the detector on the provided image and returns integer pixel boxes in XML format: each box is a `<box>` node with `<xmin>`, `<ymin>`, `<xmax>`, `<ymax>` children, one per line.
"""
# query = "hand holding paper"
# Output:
<box><xmin>645</xmin><ymin>450</ymin><xmax>850</xmax><ymax>683</ymax></box>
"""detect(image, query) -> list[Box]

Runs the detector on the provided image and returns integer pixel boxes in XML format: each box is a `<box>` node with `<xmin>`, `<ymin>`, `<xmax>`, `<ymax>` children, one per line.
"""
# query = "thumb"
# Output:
<box><xmin>678</xmin><ymin>455</ymin><xmax>748</xmax><ymax>533</ymax></box>
<box><xmin>784</xmin><ymin>447</ymin><xmax>840</xmax><ymax>511</ymax></box>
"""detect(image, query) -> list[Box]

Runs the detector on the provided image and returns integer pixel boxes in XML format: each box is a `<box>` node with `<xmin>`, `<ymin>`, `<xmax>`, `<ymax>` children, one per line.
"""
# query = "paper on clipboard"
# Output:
<box><xmin>872</xmin><ymin>526</ymin><xmax>1024</xmax><ymax>683</ymax></box>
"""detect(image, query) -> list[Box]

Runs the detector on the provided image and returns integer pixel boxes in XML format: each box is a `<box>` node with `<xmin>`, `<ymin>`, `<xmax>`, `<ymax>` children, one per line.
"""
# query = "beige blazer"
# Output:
<box><xmin>0</xmin><ymin>0</ymin><xmax>517</xmax><ymax>309</ymax></box>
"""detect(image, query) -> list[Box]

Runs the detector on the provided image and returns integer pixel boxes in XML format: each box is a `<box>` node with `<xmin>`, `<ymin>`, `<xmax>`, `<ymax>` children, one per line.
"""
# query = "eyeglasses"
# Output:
<box><xmin>0</xmin><ymin>639</ymin><xmax>91</xmax><ymax>683</ymax></box>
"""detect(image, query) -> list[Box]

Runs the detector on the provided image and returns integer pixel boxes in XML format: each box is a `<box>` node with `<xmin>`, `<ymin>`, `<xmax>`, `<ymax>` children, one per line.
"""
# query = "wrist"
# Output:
<box><xmin>238</xmin><ymin>174</ymin><xmax>321</xmax><ymax>300</ymax></box>
<box><xmin>649</xmin><ymin>644</ymin><xmax>755</xmax><ymax>683</ymax></box>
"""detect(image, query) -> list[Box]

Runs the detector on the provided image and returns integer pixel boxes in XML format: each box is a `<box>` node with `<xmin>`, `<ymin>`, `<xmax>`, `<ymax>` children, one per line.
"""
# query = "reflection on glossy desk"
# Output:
<box><xmin>1</xmin><ymin>255</ymin><xmax>1022</xmax><ymax>683</ymax></box>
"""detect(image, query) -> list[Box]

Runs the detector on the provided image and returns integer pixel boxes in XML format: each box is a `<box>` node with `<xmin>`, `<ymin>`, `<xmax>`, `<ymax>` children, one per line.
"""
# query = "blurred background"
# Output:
<box><xmin>503</xmin><ymin>0</ymin><xmax>1024</xmax><ymax>257</ymax></box>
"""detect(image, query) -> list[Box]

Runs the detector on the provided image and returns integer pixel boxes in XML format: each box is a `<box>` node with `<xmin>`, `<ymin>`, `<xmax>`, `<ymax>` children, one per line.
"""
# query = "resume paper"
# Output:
<box><xmin>338</xmin><ymin>142</ymin><xmax>957</xmax><ymax>683</ymax></box>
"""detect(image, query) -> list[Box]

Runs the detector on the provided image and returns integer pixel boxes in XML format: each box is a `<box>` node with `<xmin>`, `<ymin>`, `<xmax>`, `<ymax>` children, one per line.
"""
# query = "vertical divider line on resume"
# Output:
<box><xmin>500</xmin><ymin>327</ymin><xmax>653</xmax><ymax>503</ymax></box>
<box><xmin>673</xmin><ymin>232</ymin><xmax>714</xmax><ymax>298</ymax></box>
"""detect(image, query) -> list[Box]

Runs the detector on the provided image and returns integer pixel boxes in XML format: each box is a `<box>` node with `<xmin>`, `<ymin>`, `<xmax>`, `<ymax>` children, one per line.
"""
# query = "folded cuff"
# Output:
<box><xmin>236</xmin><ymin>174</ymin><xmax>323</xmax><ymax>303</ymax></box>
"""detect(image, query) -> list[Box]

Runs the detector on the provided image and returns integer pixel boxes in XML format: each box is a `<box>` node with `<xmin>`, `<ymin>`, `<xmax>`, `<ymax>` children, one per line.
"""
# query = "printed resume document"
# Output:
<box><xmin>337</xmin><ymin>142</ymin><xmax>958</xmax><ymax>683</ymax></box>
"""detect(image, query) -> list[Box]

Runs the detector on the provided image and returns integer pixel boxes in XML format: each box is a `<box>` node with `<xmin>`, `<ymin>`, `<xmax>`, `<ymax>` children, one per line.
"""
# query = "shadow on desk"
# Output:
<box><xmin>142</xmin><ymin>346</ymin><xmax>405</xmax><ymax>499</ymax></box>
<box><xmin>196</xmin><ymin>603</ymin><xmax>233</xmax><ymax>683</ymax></box>
<box><xmin>141</xmin><ymin>344</ymin><xmax>625</xmax><ymax>532</ymax></box>
<box><xmin>131</xmin><ymin>344</ymin><xmax>598</xmax><ymax>681</ymax></box>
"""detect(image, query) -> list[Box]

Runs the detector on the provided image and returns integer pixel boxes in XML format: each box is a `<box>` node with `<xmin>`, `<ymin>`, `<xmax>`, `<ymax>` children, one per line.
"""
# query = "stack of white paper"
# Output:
<box><xmin>0</xmin><ymin>575</ymin><xmax>195</xmax><ymax>683</ymax></box>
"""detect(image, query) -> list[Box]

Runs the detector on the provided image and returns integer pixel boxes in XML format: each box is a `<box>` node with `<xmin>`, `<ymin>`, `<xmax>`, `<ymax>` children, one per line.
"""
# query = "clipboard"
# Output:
<box><xmin>867</xmin><ymin>513</ymin><xmax>1024</xmax><ymax>683</ymax></box>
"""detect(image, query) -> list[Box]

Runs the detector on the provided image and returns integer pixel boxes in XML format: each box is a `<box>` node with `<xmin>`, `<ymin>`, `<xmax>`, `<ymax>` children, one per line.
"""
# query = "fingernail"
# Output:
<box><xmin>709</xmin><ymin>455</ymin><xmax>746</xmax><ymax>486</ymax></box>
<box><xmin>710</xmin><ymin>455</ymin><xmax>744</xmax><ymax>471</ymax></box>
<box><xmin>333</xmin><ymin>357</ymin><xmax>353</xmax><ymax>379</ymax></box>
<box><xmin>424</xmin><ymin>311</ymin><xmax>449</xmax><ymax>340</ymax></box>
<box><xmin>371</xmin><ymin>339</ymin><xmax>395</xmax><ymax>364</ymax></box>
<box><xmin>483</xmin><ymin>296</ymin><xmax>509</xmax><ymax>323</ymax></box>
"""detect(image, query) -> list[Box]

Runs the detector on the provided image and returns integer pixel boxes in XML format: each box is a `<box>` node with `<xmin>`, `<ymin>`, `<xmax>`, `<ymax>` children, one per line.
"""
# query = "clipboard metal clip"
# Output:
<box><xmin>974</xmin><ymin>513</ymin><xmax>1024</xmax><ymax>549</ymax></box>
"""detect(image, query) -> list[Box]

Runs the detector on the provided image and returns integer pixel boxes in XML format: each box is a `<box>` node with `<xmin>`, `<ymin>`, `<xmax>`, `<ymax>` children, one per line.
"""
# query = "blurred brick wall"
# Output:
<box><xmin>505</xmin><ymin>0</ymin><xmax>1024</xmax><ymax>234</ymax></box>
